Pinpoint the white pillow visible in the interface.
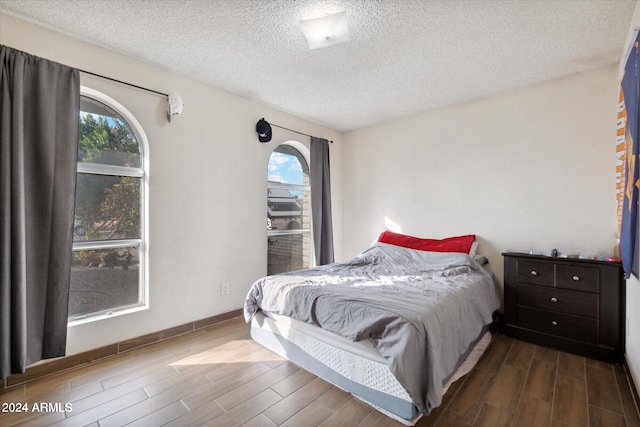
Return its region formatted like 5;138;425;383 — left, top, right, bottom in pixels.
469;241;479;257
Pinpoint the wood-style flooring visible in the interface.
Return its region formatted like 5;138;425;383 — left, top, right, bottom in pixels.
0;317;638;427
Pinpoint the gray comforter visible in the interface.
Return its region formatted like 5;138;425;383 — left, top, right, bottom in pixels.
244;243;501;414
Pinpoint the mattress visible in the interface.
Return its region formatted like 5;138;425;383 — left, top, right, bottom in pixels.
250;310;491;425
245;244;501;414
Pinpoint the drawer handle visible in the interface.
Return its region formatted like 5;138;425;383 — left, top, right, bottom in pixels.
572;275;580;281
530;270;538;276
550;297;558;303
551;321;558;327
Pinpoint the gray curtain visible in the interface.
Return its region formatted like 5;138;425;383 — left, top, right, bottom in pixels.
310;137;334;265
1;46;80;378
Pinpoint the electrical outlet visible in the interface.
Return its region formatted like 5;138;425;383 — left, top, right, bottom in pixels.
220;283;230;296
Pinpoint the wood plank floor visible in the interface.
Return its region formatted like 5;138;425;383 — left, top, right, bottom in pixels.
1;317;638;427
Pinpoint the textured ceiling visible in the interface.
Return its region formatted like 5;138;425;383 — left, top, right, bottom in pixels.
0;0;635;132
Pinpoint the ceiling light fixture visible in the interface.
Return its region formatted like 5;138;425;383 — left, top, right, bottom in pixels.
299;11;350;50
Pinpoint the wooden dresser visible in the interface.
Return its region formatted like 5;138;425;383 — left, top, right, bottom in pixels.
502;252;625;362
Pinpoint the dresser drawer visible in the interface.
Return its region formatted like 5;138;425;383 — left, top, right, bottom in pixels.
517;284;597;318
516;261;554;287
517;306;598;343
556;264;598;293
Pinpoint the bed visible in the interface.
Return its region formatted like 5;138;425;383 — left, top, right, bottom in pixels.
244;232;501;425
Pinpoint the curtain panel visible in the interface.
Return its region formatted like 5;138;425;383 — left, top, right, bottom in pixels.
310;137;334;265
0;46;80;378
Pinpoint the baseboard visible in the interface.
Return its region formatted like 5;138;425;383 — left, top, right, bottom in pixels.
2;308;243;390
625;355;640;416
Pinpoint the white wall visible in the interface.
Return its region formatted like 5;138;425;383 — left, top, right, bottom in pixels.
0;13;343;355
344;39;639;390
620;0;640;395
343;67;619;294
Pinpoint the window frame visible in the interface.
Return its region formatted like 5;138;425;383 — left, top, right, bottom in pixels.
68;86;149;326
267;141;314;273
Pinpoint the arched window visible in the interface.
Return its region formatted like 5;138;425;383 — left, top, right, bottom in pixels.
267;143;312;275
69;87;148;323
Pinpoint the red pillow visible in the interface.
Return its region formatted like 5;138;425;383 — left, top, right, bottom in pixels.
377;230;475;254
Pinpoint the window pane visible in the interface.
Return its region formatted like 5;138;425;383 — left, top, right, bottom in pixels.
267;192;308;231
268;145;309;185
79;97;141;168
74;174;141;241
69;247;140;318
267;144;313;274
268;233;310;275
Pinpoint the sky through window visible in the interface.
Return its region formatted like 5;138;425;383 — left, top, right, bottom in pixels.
268;151;303;185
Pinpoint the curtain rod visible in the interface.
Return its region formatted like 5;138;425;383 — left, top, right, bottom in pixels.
80;72;333;139
81;69;335;138
1;45;170;98
79;69;169;98
270;123;333;143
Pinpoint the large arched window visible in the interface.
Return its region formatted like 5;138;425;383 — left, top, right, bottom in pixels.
267;143;312;275
69;87;148;323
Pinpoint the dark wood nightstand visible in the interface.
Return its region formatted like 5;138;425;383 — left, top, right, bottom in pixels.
502;252;625;362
